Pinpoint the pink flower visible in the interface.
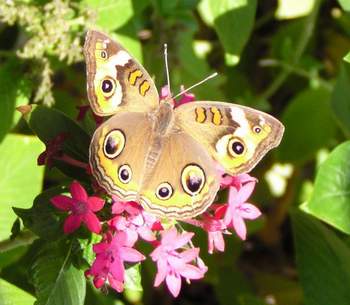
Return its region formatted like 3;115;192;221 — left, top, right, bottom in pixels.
175;85;195;107
50;181;105;234
86;231;145;292
220;172;257;189
111;197;142;216
224;181;261;240
150;228;206;297
202;205;228;254
76;105;103;126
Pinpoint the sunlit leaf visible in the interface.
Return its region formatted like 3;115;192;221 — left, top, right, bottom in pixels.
275;0;316;19
0;134;44;241
33;241;86;305
124;263;143;291
0;278;36;305
302;141;350;234
338;0;350;12
292;209;350;305
198;0;257;65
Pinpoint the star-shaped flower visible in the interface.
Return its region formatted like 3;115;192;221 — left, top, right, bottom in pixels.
50;181;105;234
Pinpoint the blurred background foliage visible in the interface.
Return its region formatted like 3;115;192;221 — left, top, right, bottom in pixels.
1;0;350;305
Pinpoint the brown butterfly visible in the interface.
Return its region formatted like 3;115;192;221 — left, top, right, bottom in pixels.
84;30;284;220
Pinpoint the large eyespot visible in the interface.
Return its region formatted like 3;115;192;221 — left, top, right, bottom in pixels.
103;129;125;159
228;137;245;157
181;164;205;196
253;125;262;134
156;182;173;200
118;164;132;184
100;77;116;97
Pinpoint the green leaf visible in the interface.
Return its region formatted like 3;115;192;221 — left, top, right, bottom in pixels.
278;88;337;163
21;105;91;180
344;52;350;63
83;0;134;31
301;141;350;234
0;134;44;241
338;0;350;12
14;186;68;240
291;209;350;305
124;263;143;292
33;241;86;305
275;0;316;19
331;63;350;137
0;278;36;305
0;58;32;143
198;0;257;65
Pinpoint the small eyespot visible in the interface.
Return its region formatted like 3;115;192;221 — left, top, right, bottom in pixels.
103;129;125;159
228;137;245;157
156;182;173;200
118;164;132;184
181;164;205;196
101;50;107;59
101;77;116;97
253;126;262;134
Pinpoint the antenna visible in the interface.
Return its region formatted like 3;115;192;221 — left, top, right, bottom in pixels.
172;72;218;100
164;43;171;96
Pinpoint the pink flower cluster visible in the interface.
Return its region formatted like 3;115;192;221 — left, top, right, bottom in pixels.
50;172;260;297
48;87;262;298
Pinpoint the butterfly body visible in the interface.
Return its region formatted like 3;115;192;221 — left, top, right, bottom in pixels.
84;30;284;220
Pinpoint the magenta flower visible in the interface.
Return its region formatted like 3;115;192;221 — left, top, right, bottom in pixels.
224;181;261;240
150;228;207;297
50;181;105;234
86;231;145;292
111;197;142;216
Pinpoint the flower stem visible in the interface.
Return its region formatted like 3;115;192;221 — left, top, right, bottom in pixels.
56;154;89;170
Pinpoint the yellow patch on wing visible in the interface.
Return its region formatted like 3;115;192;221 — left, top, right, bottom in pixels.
195;107;206;123
210;107;222;125
128;69;143;85
139;80;150;96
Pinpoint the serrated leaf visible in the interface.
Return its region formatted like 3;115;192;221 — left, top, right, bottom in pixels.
278;88;337;163
0;58;32;143
0;134;44;241
301;141;350;234
0;278;36;305
275;0;316;19
291;209;350;305
14;186;68;240
198;0;257;65
331;63;350;137
33;241;86;305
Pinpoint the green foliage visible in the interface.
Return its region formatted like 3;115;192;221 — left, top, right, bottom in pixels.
1;0;350;304
32;241;86;305
0;134;44;241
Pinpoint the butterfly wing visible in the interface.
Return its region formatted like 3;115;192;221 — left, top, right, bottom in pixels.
138;131;220;219
175;101;284;175
89;112;153;201
84;30;159;116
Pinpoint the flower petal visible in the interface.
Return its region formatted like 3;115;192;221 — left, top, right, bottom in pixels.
166;273;182;297
239;203;261;220
179;248;199;263
120;247;145;263
83;211;101;233
88;196;105;212
213;231;225;252
172;232;194;249
232;215;247;240
50;195;74;211
179;264;205;280
235;181;256;204
70;181;88;202
154;259;167;287
63;214;82;233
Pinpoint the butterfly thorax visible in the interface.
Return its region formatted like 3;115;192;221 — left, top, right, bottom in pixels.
153;99;175;136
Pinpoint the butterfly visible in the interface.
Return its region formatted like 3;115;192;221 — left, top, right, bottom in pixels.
84;30;284;220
